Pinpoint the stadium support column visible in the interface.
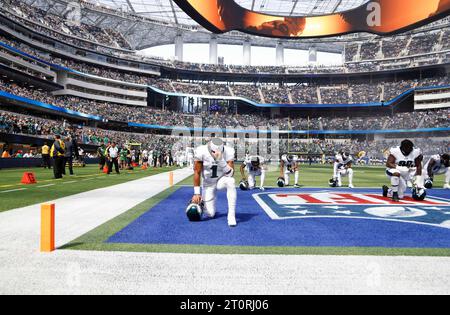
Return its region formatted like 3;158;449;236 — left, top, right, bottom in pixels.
210;35;218;65
309;47;317;64
243;39;252;66
175;33;184;62
276;42;284;66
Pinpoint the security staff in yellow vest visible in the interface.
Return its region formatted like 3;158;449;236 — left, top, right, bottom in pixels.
41;142;51;169
50;135;66;179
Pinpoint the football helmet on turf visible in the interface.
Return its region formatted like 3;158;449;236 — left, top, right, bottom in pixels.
186;202;204;222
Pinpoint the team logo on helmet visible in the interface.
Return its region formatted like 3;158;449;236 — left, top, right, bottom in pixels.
329;178;338;187
412;187;427;201
186;202;204;222
240;180;250;191
277;177;286;188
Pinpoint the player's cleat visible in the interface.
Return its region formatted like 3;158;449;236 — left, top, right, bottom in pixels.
294;184;301;188
382;185;389;198
444;184;450;189
228;217;237;227
259;187;265;191
348;184;354;189
392;192;400;202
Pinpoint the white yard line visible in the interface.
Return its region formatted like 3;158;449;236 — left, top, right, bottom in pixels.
0;167;449;295
37;184;56;188
0;251;449;295
0;188;27;194
0;168;193;250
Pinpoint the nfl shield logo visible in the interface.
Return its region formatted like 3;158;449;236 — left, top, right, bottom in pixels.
254;191;450;229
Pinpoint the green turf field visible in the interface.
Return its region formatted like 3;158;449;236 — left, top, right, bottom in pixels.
178;164;446;188
62;165;450;256
0;165;179;212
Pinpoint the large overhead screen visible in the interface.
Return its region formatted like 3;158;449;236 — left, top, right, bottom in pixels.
174;0;450;38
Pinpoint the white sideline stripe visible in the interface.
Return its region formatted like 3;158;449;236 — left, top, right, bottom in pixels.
0;188;27;194
37;184;56;188
62;181;77;185
0;168;193;250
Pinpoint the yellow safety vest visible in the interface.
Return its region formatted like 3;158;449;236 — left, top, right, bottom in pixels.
50;140;65;158
42;145;50;155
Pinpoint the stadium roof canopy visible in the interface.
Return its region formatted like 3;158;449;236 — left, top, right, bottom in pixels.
95;0;369;26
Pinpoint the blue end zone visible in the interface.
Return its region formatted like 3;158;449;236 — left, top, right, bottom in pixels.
107;188;450;248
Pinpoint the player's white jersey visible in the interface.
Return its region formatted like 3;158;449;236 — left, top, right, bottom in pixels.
389;147;422;169
195;145;235;185
335;154;353;169
244;156;265;173
281;154;299;173
425;155;447;174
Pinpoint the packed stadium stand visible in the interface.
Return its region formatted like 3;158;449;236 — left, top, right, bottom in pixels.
0;0;449;163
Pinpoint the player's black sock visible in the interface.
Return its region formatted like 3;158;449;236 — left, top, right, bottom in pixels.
382;185;389;197
392;192;400;202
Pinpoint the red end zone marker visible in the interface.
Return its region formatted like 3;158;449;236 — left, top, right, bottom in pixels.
21;172;37;185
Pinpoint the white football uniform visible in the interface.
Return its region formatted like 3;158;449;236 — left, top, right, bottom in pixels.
195;145;237;223
386;146;422;199
281;154;299;186
243;156;266;189
186;148;194;168
333;154;354;187
424;154;450;187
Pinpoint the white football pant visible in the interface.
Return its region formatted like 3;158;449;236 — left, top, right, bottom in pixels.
284;170;299;186
386;168;415;199
248;170;265;189
202;176;237;222
337;168;354;187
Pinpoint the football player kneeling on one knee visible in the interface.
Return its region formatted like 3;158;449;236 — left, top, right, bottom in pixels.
190;138;237;227
331;150;354;188
424;153;450;189
383;140;426;202
240;156;266;191
280;154;300;188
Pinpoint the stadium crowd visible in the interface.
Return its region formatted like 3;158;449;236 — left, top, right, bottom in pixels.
1;31;450;106
1;0;449;77
2;106;448;162
1;77;449;131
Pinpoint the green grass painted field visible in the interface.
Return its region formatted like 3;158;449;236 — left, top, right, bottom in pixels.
0;164;179;212
177;164;447;189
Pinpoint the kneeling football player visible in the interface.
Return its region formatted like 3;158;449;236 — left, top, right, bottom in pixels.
424;153;450;189
331;150;354;188
280;154;300;188
383;140;425;202
191;138;237;227
240;155;266;191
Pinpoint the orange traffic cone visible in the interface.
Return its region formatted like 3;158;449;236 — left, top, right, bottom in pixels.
103;166;109;174
21;172;37;184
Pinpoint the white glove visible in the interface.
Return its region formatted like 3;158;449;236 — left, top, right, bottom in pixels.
415;175;425;189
